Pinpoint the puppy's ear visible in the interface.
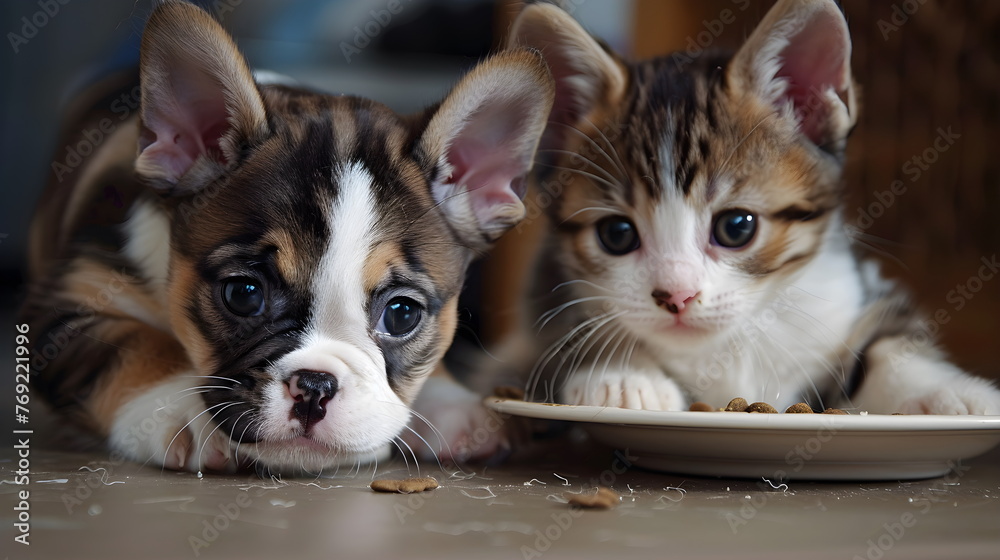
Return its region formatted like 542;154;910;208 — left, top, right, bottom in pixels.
136;1;268;194
728;0;856;151
417;49;554;248
507;3;627;157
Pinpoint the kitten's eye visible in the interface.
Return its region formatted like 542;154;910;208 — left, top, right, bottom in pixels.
712;209;757;248
376;297;423;337
222;277;265;317
596;217;640;255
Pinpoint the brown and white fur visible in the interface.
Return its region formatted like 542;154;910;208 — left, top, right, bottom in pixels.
495;0;1000;415
21;1;553;473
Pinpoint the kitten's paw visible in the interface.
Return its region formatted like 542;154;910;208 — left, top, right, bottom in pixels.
109;377;237;473
897;383;1000;415
404;377;513;464
563;370;685;411
857;337;1000;415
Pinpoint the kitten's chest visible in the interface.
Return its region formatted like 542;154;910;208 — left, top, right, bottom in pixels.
649;290;864;408
648;325;825;408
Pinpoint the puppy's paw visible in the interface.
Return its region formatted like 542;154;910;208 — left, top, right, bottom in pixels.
563;369;685;411
109;377;237;473
404;377;512;464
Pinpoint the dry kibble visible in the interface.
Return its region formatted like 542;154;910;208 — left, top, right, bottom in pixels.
725;397;749;412
746;402;778;413
708;396;864;414
566;486;620;509
689;401;714;412
785;403;814;414
370;477;439;494
493;385;526;400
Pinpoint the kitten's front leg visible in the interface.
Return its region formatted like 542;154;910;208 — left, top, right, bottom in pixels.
562;368;687;411
852;335;1000;415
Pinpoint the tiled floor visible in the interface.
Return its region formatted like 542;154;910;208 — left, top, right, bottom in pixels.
2;434;998;560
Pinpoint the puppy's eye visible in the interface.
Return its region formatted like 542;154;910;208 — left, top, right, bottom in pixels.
222;277;265;317
712;209;757;248
376;297;422;337
596;217;640;255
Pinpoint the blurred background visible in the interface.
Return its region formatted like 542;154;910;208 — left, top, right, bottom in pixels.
0;0;997;425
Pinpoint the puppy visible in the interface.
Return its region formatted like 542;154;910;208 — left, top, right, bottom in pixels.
21;1;553;473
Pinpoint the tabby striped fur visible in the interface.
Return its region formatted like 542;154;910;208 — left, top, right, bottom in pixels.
497;0;1000;415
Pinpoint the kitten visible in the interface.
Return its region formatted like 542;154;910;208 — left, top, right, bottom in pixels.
496;0;1000;415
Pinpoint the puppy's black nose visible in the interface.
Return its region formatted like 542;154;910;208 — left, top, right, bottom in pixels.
288;370;338;431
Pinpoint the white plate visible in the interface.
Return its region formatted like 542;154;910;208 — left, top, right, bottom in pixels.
484;397;1000;481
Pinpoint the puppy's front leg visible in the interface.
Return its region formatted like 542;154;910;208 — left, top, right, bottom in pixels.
404;366;514;464
84;325;236;472
108;375;238;473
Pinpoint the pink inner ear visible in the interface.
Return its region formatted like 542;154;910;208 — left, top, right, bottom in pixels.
448;136;524;221
139;68;233;183
774;12;850;143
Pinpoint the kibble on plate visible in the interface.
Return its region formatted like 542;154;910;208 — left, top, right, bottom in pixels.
690;397;861;415
370;477;439;494
725;397;749;412
785;403;814;413
746;402;778;413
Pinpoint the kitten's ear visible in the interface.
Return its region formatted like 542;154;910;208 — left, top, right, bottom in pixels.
417;49;554;248
507;3;627;154
136;1;269;195
729;0;856;149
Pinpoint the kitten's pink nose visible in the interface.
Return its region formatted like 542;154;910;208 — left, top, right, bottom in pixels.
652;289;699;315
